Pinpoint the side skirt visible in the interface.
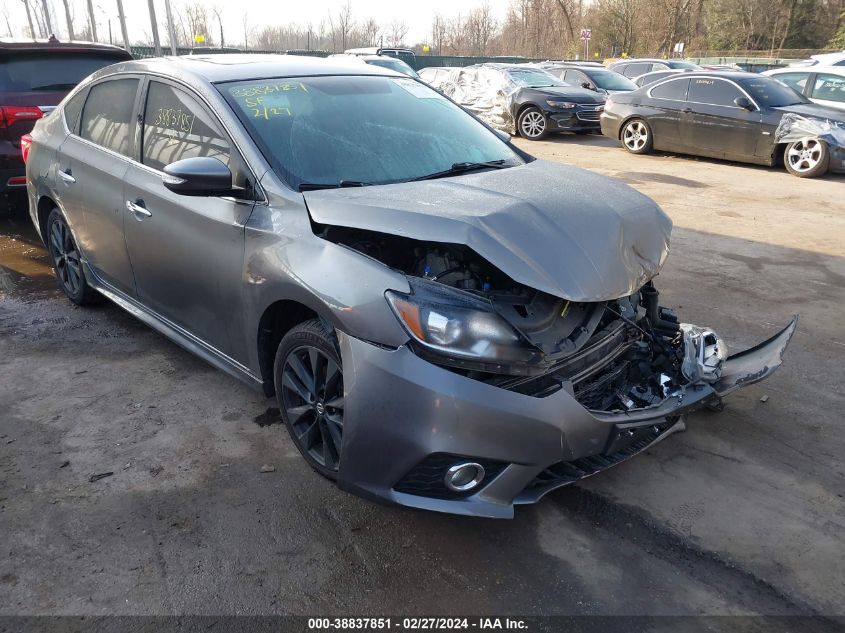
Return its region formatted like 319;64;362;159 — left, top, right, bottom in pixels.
88;263;264;393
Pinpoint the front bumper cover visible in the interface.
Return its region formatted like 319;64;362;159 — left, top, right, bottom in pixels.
335;317;798;518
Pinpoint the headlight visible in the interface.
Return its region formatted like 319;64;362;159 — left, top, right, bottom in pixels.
546;100;577;109
385;279;543;374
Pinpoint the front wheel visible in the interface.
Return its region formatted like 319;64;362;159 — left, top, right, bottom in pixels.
518;107;549;140
620;118;653;154
46;208;98;305
274;319;344;480
784;138;829;178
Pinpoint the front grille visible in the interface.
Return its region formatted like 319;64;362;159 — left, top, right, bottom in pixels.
393;453;508;500
494;320;638;402
576;110;602;121
522;421;671;493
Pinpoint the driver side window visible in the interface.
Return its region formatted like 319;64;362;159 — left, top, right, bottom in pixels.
141;80;253;195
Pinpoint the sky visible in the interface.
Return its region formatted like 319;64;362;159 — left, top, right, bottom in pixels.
2;0;513;47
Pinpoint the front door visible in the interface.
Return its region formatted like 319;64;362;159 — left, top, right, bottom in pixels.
684;77;761;160
122;79;257;361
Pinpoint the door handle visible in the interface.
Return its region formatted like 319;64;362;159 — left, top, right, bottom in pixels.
58;169;75;184
682;107;693;113
125;199;152;218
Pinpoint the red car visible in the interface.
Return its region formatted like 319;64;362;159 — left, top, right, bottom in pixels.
1;38;132;210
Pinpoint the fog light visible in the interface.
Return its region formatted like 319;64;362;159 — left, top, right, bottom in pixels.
444;462;486;492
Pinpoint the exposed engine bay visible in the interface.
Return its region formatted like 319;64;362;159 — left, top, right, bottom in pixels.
320;224;729;414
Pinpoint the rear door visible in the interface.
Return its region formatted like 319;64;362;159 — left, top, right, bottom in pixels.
645;77;690;148
122;78;257;360
56;76;141;294
684;77;761;159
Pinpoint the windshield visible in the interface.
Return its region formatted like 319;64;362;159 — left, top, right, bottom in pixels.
742;77;810;107
590;70;637;90
222;75;521;189
366;58;419;78
0;52;127;91
505;69;565;88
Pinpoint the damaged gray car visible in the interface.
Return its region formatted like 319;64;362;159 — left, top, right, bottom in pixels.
25;55;797;518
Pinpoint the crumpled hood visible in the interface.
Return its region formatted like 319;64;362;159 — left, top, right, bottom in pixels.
303;160;672;302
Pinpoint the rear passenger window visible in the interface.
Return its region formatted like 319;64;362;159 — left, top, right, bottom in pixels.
79;78;139;156
142;81;230;172
623;63;649;77
651;78;689;101
688;78;743;106
63;88;88;134
811;74;845;104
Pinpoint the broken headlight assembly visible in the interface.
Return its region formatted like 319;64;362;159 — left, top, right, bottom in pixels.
386;278;544;375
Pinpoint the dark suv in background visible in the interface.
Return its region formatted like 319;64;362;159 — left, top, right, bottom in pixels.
0;39;132;210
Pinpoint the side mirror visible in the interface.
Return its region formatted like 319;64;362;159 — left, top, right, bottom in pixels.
734;96;755;111
162;156;235;196
581;81;594;90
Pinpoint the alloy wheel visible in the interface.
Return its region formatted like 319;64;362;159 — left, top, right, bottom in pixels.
786;138;823;173
520;110;546;138
48;216;82;297
623;120;649;151
280;344;344;471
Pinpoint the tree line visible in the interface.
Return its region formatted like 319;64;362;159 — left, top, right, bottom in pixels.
6;0;844;58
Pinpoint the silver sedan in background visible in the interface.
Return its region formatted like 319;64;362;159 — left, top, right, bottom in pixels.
25;55;796;517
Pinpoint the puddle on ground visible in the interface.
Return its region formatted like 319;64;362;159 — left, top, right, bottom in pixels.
0;214;61;300
614;172;709;188
253;407;282;427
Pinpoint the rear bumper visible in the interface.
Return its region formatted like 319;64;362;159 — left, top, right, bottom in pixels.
0;142;26;196
334;317;797;518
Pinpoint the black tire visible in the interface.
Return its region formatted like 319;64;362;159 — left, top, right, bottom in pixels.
784;138;829;178
46;208;98;305
620;118;654;154
274;319;344;480
517;106;549;140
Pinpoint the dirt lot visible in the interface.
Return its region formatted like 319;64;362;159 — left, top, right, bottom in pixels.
1;134;844;622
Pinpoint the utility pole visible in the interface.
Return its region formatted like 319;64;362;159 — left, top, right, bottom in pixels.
147;0;161;56
87;0;97;41
163;0;177;55
62;0;74;39
40;0;53;35
22;0;36;38
116;0;129;50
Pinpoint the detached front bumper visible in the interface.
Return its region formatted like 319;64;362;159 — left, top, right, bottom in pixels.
335;317;798;518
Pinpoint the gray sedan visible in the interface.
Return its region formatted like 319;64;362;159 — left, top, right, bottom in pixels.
26;55;796;518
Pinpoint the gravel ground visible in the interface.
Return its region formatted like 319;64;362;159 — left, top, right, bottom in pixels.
1;134;844;623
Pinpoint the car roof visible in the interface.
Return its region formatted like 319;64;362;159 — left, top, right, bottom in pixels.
87;54;403;85
0;38;131;56
766;65;845;77
610;58;669;65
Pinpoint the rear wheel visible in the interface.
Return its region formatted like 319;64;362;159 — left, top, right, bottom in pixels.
274;319;344;480
621;118;653;154
784;138;829;178
518;107;549;140
46;208;98;305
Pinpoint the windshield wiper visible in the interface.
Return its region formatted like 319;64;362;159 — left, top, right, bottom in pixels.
410;160;508;182
298;180;372;192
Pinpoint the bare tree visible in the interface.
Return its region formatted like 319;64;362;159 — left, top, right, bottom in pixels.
385;19;408;47
336;0;354;50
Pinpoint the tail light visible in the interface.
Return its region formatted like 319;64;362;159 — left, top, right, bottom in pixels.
0;105;44;128
20;133;32;163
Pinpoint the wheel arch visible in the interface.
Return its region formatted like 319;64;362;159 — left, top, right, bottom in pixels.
256;299;323;397
36;194;59;245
